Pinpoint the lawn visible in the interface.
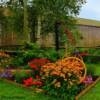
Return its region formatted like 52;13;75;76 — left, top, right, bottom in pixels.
0;79;60;100
86;63;100;76
79;80;100;100
0;63;100;100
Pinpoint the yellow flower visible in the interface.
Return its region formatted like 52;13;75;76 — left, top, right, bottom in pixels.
54;82;61;88
60;73;65;78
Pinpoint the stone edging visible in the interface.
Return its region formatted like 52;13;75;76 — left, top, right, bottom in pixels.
75;77;100;100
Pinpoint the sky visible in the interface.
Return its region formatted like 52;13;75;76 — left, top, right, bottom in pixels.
79;0;100;21
0;0;100;21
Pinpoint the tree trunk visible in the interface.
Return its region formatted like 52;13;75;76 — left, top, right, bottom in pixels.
23;0;30;42
55;21;60;51
36;15;42;46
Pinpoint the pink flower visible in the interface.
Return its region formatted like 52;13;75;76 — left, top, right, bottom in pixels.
83;75;93;85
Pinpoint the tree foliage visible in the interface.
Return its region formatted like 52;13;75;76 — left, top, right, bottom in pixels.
0;0;86;44
32;0;86;32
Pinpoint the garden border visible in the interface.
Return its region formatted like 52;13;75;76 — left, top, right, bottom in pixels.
0;77;100;99
75;77;100;100
0;69;32;74
0;78;44;93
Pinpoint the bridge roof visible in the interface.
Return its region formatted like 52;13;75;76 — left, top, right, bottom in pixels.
77;18;100;27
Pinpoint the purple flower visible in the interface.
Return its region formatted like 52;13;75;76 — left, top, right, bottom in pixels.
0;70;13;78
83;75;93;85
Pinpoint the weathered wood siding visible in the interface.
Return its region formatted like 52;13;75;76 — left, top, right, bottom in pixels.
0;32;17;46
77;24;100;47
0;24;100;47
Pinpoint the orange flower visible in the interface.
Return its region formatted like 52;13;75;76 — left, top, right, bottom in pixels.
41;57;86;85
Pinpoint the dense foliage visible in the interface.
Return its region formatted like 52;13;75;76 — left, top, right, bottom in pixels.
0;0;86;42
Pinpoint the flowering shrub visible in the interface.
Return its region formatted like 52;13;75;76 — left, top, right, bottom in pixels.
0;51;10;57
28;58;50;67
41;57;86;84
28;58;50;73
28;58;50;76
41;57;86;99
22;58;50;87
14;70;32;83
0;57;12;68
0;69;13;79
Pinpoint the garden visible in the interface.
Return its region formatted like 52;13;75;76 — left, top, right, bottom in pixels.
0;43;100;100
0;0;100;100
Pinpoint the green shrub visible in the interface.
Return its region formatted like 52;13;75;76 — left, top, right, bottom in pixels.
83;56;100;64
43;80;84;100
14;71;32;83
86;63;96;76
0;57;13;68
9;43;64;67
10;46;59;67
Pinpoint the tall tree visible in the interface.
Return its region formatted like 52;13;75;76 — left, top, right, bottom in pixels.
23;0;30;42
32;0;86;31
32;0;86;55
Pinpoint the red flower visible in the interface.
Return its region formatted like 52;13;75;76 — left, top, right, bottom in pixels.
23;77;43;86
79;52;89;56
32;81;43;86
36;75;41;79
23;77;33;86
29;63;38;70
28;58;50;67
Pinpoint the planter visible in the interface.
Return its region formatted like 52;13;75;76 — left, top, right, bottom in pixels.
75;77;100;100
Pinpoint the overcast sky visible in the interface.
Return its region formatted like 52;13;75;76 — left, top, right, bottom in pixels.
79;0;100;21
0;0;100;21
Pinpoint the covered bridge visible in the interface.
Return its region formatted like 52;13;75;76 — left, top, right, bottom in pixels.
77;18;100;47
0;18;100;48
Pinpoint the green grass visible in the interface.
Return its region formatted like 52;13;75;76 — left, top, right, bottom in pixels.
79;80;100;100
0;79;60;100
86;63;100;76
78;63;100;100
0;63;100;100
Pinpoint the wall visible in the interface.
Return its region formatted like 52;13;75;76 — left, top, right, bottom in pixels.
77;24;100;47
0;24;100;47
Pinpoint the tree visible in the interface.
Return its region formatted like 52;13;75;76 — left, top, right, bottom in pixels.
32;0;86;55
23;0;30;42
0;0;28;44
0;0;86;50
32;0;86;30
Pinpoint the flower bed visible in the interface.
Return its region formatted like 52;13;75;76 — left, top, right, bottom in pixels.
1;56;99;100
0;57;88;100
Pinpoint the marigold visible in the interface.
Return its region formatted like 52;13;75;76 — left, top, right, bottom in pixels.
41;57;86;86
